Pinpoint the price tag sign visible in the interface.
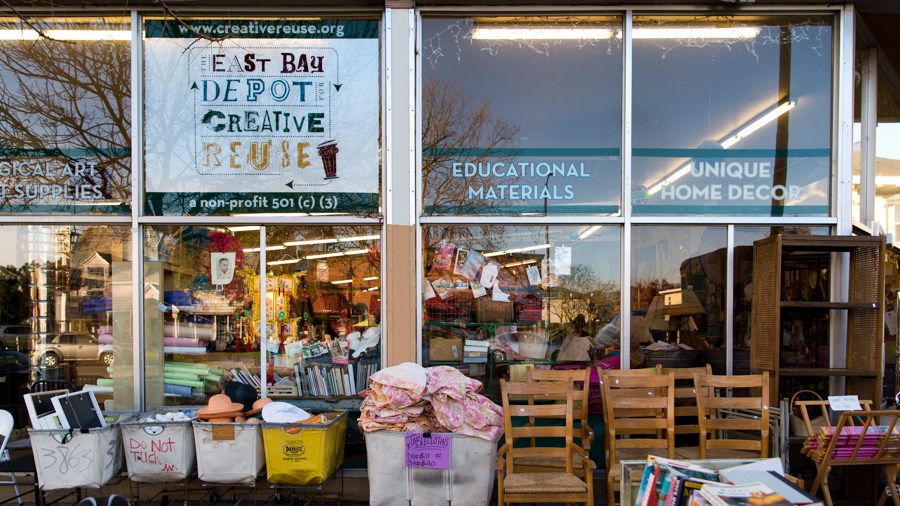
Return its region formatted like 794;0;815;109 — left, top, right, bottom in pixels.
828;395;862;411
405;433;451;470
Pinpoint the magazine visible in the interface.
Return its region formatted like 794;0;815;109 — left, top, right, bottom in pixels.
699;482;792;506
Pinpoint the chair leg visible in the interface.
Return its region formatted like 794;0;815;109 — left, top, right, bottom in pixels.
606;474;615;506
9;472;21;505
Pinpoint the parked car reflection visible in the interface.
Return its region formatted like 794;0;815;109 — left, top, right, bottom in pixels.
34;332;113;367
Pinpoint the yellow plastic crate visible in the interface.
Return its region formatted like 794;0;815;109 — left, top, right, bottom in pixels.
261;410;347;485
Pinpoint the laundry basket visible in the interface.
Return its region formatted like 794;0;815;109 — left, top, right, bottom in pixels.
28;411;136;490
121;406;198;483
261;410;347;485
193;420;265;484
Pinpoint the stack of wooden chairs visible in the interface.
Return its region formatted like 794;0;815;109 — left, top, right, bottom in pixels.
495;363;771;506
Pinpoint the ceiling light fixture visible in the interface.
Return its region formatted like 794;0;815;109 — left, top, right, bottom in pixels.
471;27;614;40
719;101;796;149
0;29;132;40
633;27;760;39
578;225;603;240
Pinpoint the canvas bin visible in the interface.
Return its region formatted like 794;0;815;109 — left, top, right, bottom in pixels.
28;411;137;491
365;430;497;506
192;420;265;484
261;410;347;485
121;406;198;483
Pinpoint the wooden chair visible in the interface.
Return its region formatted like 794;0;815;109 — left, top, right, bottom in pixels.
692;371;770;459
514;368;593;479
496;379;595;506
655;364;717;459
602;370;675;506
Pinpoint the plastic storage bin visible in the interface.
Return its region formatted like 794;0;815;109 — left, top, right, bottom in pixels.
193;420;265;484
121;406;198;483
261;410;347;485
365;430;497;506
28;411;136;491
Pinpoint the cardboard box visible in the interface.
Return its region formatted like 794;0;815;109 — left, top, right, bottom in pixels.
429;338;463;362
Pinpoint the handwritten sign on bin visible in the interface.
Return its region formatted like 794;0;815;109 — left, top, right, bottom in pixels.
405;433;451;469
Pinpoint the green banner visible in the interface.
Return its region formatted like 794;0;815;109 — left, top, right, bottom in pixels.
145;192;378;216
145;19;379;39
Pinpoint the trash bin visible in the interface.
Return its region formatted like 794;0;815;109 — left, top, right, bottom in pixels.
193;420;264;484
261;410;347;485
28;411;136;491
121;406;198;483
365;430;497;506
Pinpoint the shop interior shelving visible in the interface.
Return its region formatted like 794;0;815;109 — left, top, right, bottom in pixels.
750;235;885;403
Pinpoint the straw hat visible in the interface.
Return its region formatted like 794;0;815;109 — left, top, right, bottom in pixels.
198;393;245;417
224;382;259;412
245;397;274;417
244;418;261;424
234;416;246;423
198;410;244;421
207;417;235;423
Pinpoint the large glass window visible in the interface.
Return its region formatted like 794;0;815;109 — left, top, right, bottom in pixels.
421;17;623;216
0;18;131;214
632;16;834;217
142;18;381;216
0;225;133;428
422;225;620;399
143;225;380;408
872;67;900;239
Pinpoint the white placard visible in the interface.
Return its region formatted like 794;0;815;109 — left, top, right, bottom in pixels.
828;395;862;412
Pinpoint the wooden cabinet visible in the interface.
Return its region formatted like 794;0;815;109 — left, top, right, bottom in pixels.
750;235;885;402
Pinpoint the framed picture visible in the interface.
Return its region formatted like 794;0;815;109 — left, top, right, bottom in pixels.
211;252;236;285
50;390;106;431
24;390;67;430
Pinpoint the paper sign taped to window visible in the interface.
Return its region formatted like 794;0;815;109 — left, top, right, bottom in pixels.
405;433;450;469
828;395;862;411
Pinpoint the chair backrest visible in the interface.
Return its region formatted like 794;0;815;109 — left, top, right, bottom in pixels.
693;371;770;458
602;371;675;466
656;364;714;435
527;368;591;447
501;379;575;475
0;410;14;460
31;379;76;393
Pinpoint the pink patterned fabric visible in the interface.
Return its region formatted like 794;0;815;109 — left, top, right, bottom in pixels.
358;363;504;442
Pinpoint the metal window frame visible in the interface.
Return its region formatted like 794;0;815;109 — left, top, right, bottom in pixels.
414;5;848;379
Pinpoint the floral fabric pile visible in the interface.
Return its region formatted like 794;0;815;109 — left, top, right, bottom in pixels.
358;362;504;442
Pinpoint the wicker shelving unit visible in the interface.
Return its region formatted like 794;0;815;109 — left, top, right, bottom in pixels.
750;235;885;402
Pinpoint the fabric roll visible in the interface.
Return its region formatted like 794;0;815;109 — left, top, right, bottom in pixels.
164;384;193;397
164;346;207;355
98;334;113;344
165;322;216;340
164;337;206;347
97;378;115;386
98;325;113;335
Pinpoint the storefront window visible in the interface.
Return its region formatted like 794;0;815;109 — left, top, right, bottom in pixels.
0;225;133;427
0;18;131;214
632;16;833;217
630;226;726;367
872;66;900;239
142;18;381;216
143;225;380;408
422;225;620;399
421;16;623;216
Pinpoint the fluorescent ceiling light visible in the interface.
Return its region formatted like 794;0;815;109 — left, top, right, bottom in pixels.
505;259;537;268
332;279;353;285
309;212;344;216
338;234;380;242
484;244;551;257
0;29;131;40
305;252;344;260
284;238;338;247
852;176;900;186
242;245;285;253
578;225;602;240
633;27;760;40
233;213;308;217
720;101;796;149
471;27;614;40
364;276;379;281
648;163;693;196
229;226;260;232
268;258;300;265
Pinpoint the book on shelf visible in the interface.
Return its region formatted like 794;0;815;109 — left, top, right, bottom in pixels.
699;482;792;506
295;361;379;397
719;471;822;506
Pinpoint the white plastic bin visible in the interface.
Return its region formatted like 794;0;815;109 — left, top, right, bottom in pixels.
121;406;198;483
365;431;496;506
28;411;136;491
193;420;264;484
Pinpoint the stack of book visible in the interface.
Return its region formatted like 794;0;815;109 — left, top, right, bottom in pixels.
463;339;489;363
295;361;379;397
634;456;822;506
802;425;900;462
